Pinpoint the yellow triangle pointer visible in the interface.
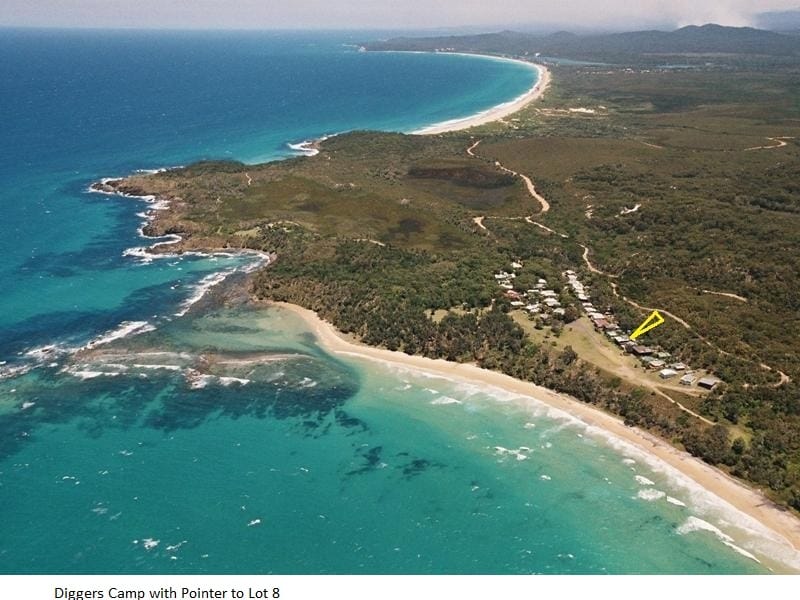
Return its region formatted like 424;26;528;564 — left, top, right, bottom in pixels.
629;310;665;341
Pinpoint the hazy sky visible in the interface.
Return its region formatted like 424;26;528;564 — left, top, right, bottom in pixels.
2;1;799;30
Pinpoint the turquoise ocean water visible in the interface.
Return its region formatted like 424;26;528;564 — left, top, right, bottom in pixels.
0;29;794;574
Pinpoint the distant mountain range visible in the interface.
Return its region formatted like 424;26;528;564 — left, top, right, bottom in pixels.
364;24;800;63
755;9;800;32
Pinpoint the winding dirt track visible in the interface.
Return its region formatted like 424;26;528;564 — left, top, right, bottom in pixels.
638;140;664;150
466;143;791;394
466;139;482;157
608;275;790;389
494;161;550;213
744;136;794;151
525;216;568;238
580;244;617;278
699;289;748;303
466;139;550;213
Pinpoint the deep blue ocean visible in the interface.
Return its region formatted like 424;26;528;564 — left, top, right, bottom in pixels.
0;29;538;359
0;29;795;574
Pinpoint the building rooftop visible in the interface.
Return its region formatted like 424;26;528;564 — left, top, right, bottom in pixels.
697;376;721;389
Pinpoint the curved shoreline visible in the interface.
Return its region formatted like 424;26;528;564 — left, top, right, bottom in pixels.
289;52;549;145
274;301;800;572
410;55;549;135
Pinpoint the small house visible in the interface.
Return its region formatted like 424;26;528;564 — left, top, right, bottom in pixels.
670;363;687;371
631;345;653;356
649;359;666;369
679;374;696;386
697;377;721;390
659;368;678;379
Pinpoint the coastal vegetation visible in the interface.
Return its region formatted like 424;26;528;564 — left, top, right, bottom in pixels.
111;36;800;512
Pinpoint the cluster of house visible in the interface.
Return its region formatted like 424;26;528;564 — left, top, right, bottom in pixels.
493;265;723;391
564;270;721;390
494;263;566;320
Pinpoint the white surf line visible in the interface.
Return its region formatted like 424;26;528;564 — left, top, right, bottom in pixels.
410;61;549;135
277;302;800;569
744;136;794;151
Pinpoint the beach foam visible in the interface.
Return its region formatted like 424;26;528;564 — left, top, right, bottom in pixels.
219;376;250;386
84;321;156;350
667;496;687;507
288;140;320;157
431;396;462;405
175;269;238;317
637;489;667;502
678;516;761;563
327;340;800;570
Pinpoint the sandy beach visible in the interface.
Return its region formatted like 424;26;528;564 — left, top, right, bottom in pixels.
275;301;800;571
412;57;550;135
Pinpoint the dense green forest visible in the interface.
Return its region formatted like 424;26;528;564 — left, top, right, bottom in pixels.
110;43;800;511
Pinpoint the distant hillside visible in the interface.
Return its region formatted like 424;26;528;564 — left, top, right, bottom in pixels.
364;24;800;63
755;9;800;32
